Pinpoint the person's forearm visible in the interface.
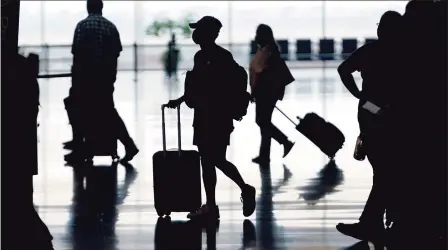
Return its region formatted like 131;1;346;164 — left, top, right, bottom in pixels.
339;73;361;99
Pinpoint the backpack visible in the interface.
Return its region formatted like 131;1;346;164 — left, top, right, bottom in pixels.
230;65;251;121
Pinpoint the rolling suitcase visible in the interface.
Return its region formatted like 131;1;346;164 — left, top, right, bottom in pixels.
275;107;345;158
153;105;202;217
83;105;119;161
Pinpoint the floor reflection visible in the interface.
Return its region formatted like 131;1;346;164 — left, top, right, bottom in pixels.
257;164;292;250
154;217;254;250
298;160;344;206
67;162;137;250
35;70;373;249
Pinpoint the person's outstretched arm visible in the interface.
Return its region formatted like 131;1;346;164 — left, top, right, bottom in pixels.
337;46;366;100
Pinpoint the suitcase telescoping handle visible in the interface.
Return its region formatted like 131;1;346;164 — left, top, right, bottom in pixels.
275;106;301;126
161;104;182;157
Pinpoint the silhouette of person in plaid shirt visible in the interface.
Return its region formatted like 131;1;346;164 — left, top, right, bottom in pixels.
66;0;139;163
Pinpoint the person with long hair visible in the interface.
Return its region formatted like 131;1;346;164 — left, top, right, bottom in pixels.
250;24;295;165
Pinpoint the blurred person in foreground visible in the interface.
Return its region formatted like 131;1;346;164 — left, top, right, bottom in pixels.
385;1;446;248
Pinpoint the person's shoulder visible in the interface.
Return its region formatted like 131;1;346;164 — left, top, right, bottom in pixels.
75;17;88;29
361;41;379;52
102;16;117;28
193;50;205;64
216;45;233;59
194;50;204;59
351;41;377;58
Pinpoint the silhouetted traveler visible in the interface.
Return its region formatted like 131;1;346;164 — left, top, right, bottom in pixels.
69;0;139;162
250;24;295;164
335;11;402;244
166;16;256;220
164;33;179;80
6;53;54;250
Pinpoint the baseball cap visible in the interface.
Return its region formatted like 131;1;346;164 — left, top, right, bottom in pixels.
189;16;222;31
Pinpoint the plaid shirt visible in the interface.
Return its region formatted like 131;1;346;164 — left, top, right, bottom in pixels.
71;14;122;94
72;13;122;63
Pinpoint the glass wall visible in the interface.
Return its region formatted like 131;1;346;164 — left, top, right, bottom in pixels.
19;1;407;46
18;1;408;73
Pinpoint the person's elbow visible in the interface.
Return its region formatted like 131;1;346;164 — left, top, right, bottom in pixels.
337;64;345;74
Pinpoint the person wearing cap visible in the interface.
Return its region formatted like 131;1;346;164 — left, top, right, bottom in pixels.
167;16;256;220
335;11;403;244
69;0;139;163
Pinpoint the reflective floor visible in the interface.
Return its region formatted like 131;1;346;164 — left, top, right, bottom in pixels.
35;68;378;250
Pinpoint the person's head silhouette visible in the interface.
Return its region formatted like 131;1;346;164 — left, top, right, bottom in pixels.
254;24;277;49
87;0;103;15
377;11;402;41
189;16;222;48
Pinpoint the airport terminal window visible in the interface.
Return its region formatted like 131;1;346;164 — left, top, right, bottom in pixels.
322;1;407;40
229;2;324;43
18;2;43;45
140;1;230;45
41;2;85;44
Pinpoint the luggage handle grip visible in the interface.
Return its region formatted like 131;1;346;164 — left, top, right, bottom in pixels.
161;104;182;157
275;106;301;126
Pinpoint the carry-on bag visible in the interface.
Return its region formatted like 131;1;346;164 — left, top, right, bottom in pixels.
153;104;202;217
275;107;345;158
83;106;119;161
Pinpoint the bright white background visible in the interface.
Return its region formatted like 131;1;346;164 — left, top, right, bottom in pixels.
19;1;407;45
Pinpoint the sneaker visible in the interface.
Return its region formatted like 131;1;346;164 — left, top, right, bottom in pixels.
187;204;220;220
283;141;294;158
121;146;139;163
241;185;256;217
336;222;385;244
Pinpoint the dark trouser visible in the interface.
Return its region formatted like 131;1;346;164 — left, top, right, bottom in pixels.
255;96;289;158
359;131;390;226
198;140;245;206
70;90;135;151
64;95;83;143
112;108;135;149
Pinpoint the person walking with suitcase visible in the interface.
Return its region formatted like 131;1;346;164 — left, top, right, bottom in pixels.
335;11;403;244
249;24;295;165
69;0;139;163
166;16;256;220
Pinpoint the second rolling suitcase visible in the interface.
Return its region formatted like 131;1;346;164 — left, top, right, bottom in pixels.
83;106;119;161
152;104;202;217
276;107;345;158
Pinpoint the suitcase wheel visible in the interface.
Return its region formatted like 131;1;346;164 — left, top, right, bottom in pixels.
165;211;171;216
156;210;164;217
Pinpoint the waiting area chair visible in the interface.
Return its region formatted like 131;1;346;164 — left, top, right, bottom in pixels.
341;39;358;59
296;39;312;61
319;39;335;61
365;38;377;44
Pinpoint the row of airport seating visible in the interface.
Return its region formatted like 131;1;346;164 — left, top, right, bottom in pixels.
249;38;377;61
